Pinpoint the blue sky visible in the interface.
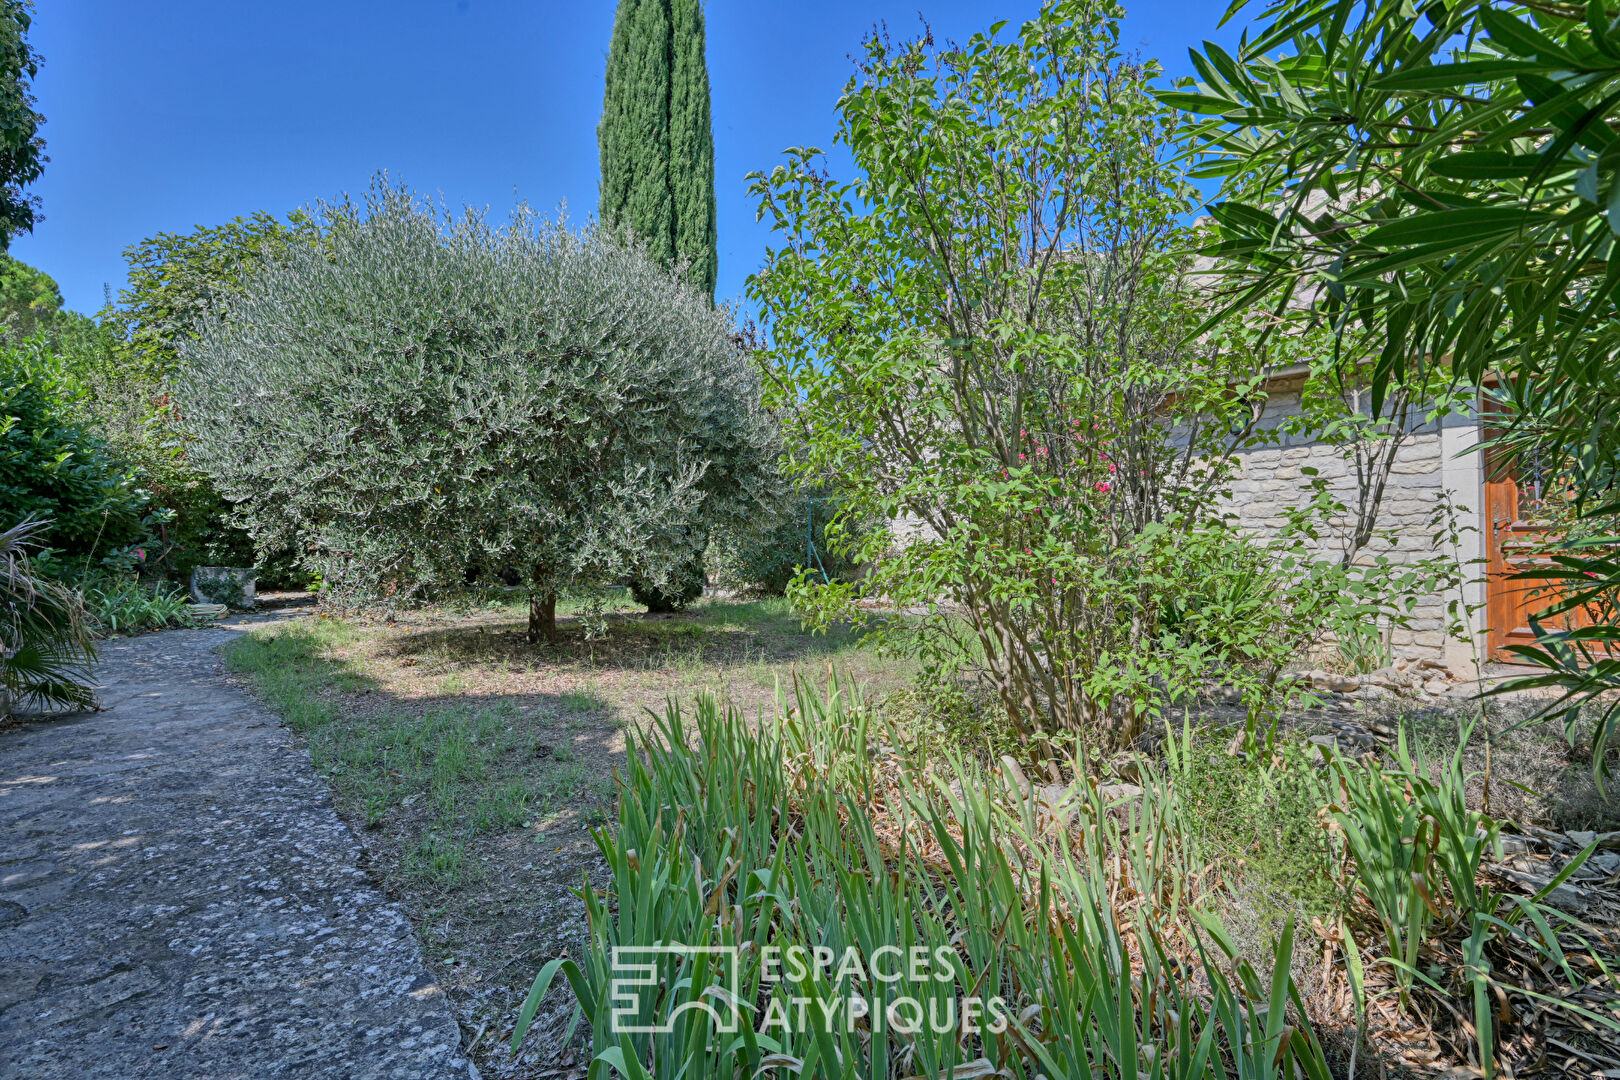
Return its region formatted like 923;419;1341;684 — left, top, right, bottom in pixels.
14;1;1244;317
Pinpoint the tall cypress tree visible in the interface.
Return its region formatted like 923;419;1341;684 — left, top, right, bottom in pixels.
668;0;716;299
598;0;717;300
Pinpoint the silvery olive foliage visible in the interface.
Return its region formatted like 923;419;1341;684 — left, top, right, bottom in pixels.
177;180;778;637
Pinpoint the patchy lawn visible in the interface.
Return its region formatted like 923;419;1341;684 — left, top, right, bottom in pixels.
220;594;911;1077
222;592;1620;1079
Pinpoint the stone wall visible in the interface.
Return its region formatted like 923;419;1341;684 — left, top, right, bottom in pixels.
1224;381;1487;669
879;382;1492;671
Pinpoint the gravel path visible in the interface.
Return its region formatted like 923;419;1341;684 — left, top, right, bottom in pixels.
0;614;477;1079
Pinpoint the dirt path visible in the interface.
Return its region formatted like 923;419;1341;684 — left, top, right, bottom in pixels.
0;613;477;1080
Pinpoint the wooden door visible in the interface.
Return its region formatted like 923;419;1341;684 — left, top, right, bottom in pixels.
1483;427;1592;660
1485;465;1553;659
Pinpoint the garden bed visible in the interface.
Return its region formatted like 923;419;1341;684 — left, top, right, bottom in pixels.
220;595;911;1078
223;596;1620;1079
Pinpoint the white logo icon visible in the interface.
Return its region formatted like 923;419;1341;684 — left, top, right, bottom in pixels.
609;945;742;1035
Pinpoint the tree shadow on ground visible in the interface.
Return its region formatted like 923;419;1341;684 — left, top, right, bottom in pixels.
379;608;878;673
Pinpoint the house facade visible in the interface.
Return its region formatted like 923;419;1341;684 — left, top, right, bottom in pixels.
1228;369;1538;675
884;374;1547;677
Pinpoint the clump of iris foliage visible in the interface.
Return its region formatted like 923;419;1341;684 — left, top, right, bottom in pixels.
512;676;1338;1079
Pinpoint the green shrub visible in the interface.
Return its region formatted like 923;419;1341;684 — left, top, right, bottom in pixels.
1156;539;1284;656
0;336;148;568
80;574;191;636
1;519;97;713
1172;732;1345;922
51;254;278;580
177;179;778;641
881;676;1022;762
708;489;870;596
746;2;1344;753
628;550;705;612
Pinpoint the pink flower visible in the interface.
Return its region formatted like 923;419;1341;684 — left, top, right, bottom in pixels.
1019;453;1027;460
1094;481;1112;493
134;548;146;560
1108;462;1116;473
1024;547;1032;555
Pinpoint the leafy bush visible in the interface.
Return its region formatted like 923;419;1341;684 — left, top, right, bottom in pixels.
708;488;869;597
81;575;191;636
50;214;326;580
628;551;705;612
1331;618;1393;676
1156;539;1283;650
1169;732;1344;922
881;676;1024;763
177;180;778;641
0;519;96;714
746;3;1359;754
0;336;148;567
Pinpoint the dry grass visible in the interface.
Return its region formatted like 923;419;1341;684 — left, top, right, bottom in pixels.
221;594;911;1078
223;594;1620;1078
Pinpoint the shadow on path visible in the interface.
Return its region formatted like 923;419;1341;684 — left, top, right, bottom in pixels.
0;608;477;1080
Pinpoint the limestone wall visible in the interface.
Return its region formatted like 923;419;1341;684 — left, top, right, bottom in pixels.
878;383;1491;671
1224;383;1487;668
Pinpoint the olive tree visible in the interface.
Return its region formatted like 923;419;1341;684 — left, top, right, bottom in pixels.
178;181;777;641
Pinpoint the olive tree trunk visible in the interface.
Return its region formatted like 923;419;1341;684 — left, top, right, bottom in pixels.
527;591;558;644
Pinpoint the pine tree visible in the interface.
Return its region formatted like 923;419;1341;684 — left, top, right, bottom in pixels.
598;0;716;300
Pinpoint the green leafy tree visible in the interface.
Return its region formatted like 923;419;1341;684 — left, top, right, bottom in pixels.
0;337;147;565
599;0;717;299
106;210;321;380
176;181;777;642
86;211;321;579
1170;0;1620;772
0;1;44;250
0;258;125;374
0;254;58;333
746;2;1362;754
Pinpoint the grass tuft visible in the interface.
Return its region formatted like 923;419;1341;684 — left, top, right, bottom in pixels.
223;620;595;893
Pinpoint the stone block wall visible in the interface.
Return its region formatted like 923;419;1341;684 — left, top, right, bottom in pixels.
1223;383;1487;668
879;383;1491;671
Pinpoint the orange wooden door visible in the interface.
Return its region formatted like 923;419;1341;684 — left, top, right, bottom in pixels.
1485;468;1550;659
1483;438;1592;660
